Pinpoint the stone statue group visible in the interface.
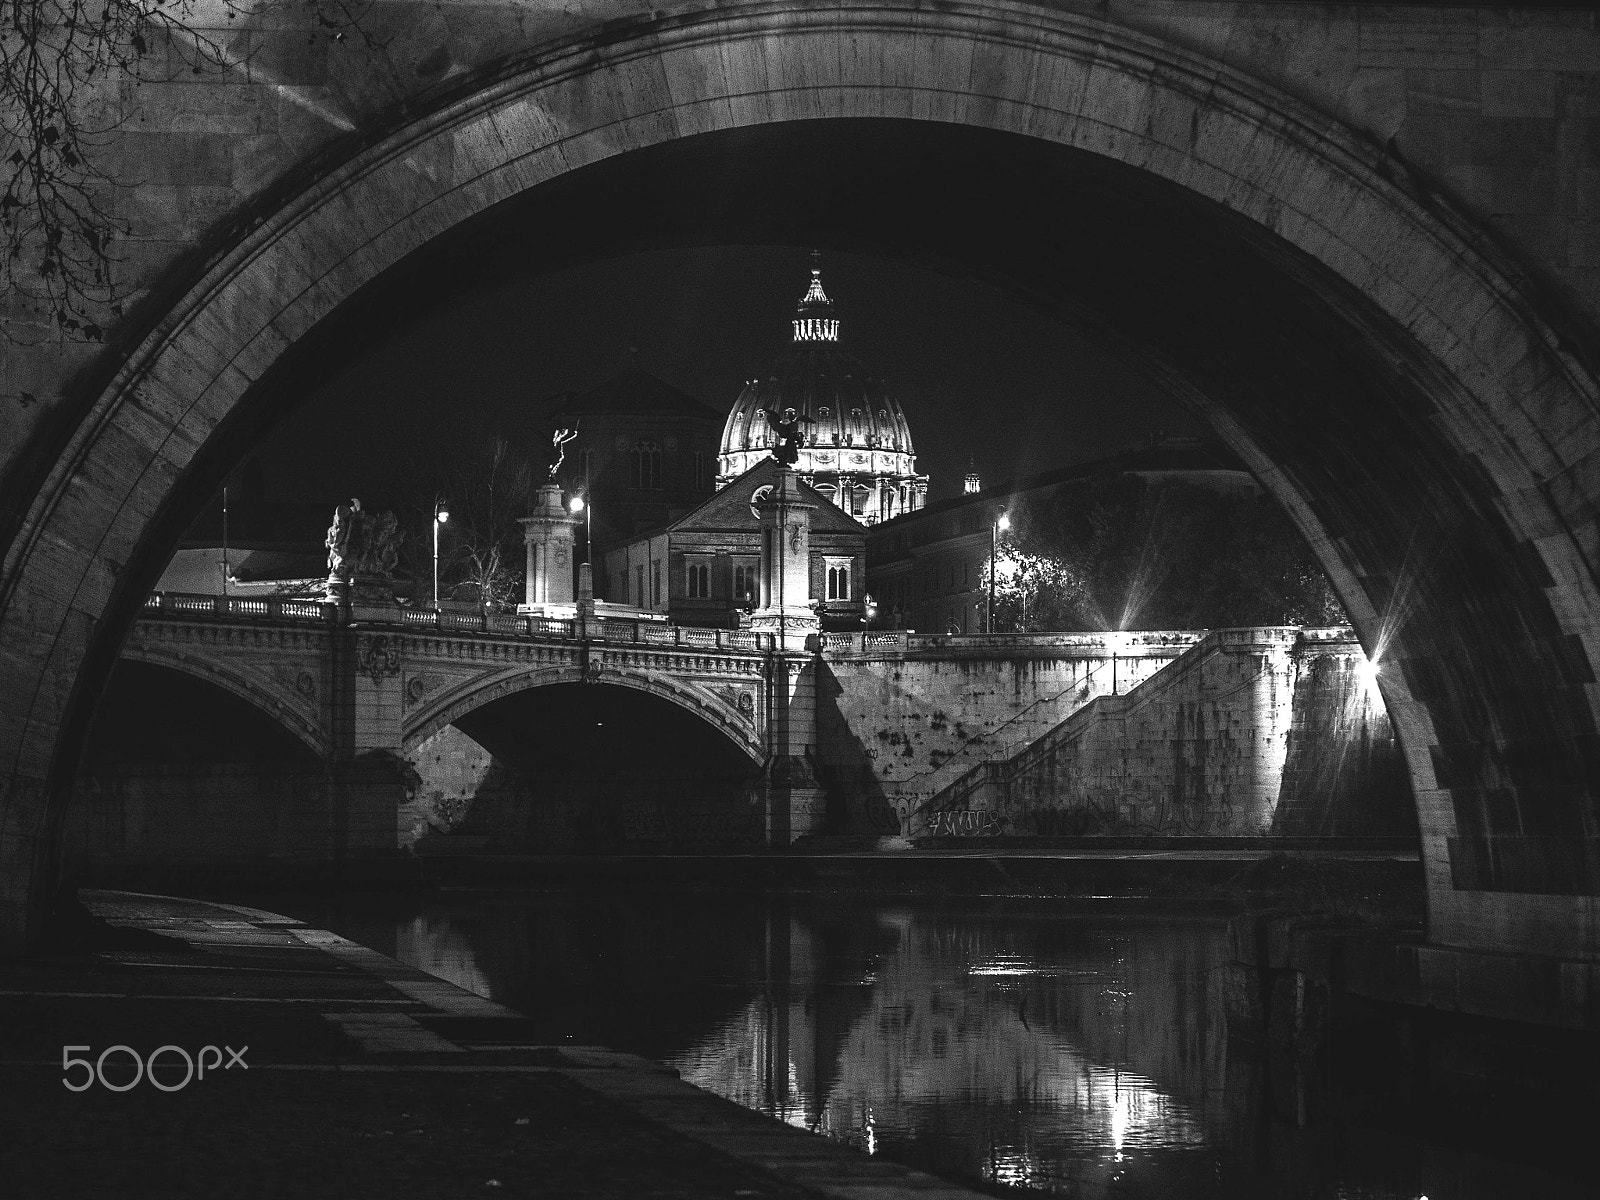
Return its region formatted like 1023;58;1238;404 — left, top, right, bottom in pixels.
325;498;402;584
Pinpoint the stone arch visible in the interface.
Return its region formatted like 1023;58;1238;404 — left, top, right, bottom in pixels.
113;648;330;761
402;666;766;766
0;1;1597;951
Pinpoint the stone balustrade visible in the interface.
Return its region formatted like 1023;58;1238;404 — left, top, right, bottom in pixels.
144;593;773;652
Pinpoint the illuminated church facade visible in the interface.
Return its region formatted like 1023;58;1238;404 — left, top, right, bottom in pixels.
716;260;928;525
583;259;929;628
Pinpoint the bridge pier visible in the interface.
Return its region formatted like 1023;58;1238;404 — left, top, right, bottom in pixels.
758;652;827;844
749;467;828;844
325;606;414;858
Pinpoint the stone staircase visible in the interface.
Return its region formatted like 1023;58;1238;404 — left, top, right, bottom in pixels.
912;628;1380;839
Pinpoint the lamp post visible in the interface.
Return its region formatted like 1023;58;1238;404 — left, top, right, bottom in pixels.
569;493;591;604
432;499;450;611
988;506;1010;633
568;493;590;558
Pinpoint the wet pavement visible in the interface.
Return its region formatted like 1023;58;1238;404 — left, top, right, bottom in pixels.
0;891;992;1199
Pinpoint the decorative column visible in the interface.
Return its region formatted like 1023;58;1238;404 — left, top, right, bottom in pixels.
750;466;827;843
750;467;819;652
519;483;579;613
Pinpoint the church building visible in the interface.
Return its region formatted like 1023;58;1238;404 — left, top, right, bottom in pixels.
548;367;724;549
598;456;867;630
593;258;927;627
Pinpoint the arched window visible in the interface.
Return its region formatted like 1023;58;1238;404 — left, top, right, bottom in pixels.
632;441;661;489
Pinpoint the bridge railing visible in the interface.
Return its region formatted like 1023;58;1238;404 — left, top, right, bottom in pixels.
819;629;1208;656
142;592;773;651
594;618;773;651
401;609;580;638
143;592;333;623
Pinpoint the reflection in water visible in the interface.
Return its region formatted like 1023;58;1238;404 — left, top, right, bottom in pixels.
668;907;1222;1198
325;890;1592;1200
395;913;494;1000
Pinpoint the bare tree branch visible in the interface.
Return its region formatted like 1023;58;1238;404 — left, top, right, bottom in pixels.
0;0;382;343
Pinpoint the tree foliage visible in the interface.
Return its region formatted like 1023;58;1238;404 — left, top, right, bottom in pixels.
1;0;376;341
987;475;1345;632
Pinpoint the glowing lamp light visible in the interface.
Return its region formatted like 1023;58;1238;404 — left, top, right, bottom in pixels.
1358;654;1382;695
435;509;449;524
569;495;585;513
996;512;1011;532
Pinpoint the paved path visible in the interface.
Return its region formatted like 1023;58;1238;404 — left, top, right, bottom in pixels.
0;891;991;1199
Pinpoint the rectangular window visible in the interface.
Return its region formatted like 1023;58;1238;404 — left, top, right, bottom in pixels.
733;560;758;604
652;563;662;607
687;560;711;598
825;558;852;602
632;442;662;490
636;565;645;606
691;450;707;491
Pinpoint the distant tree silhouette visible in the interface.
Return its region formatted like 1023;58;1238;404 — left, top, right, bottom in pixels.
987;476;1344;632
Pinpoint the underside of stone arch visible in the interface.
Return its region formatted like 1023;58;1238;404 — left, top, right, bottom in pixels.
402;666;767;766
114;647;331;762
1;0;1598;955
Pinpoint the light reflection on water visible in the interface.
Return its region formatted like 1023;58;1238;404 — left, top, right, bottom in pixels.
309;890;1593;1200
663;906;1220;1197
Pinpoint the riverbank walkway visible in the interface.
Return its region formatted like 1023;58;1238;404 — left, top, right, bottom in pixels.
0;891;990;1199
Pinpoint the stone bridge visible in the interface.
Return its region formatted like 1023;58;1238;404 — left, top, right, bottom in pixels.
125;591;783;772
1;0;1598;981
115;603;1399;853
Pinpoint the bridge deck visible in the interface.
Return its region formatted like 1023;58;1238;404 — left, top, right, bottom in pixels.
141;592;775;654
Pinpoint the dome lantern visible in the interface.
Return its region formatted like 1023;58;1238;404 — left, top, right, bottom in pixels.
792;251;840;344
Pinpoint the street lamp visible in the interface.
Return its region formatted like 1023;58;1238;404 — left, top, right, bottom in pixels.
432;499;450;612
988;506;1010;633
569;493;591;560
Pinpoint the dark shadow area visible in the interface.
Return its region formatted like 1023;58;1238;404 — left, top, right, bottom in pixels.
85;660;319;766
68;662;345;874
431;683;763;851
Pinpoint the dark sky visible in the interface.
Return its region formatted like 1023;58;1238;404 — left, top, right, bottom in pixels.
256;245;1200;506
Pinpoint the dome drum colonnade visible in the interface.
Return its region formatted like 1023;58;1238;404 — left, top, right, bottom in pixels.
0;2;1594;971
717;261;928;525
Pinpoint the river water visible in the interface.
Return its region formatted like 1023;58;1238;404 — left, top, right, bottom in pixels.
288;887;1594;1200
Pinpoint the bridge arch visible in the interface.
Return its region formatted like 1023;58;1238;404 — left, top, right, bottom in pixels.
114;648;331;762
402;666;767;766
1;0;1598;951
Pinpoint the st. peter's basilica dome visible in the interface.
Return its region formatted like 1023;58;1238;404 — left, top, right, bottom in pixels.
717;258;928;524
